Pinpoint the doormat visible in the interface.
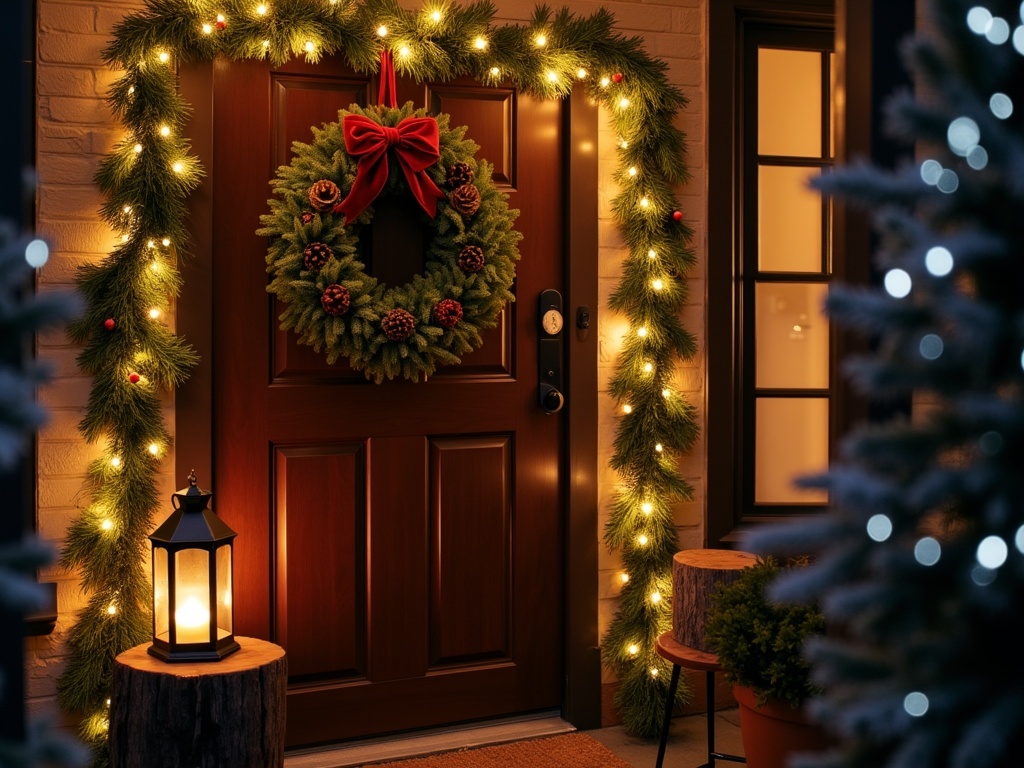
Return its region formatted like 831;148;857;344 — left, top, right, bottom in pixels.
359;733;633;768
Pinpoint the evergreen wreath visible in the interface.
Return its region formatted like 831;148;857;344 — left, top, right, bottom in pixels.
261;102;520;382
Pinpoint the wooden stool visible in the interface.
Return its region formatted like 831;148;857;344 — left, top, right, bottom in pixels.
655;632;745;768
110;636;287;768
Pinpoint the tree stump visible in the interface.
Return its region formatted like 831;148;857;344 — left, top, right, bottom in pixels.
672;549;757;652
110;636;287;768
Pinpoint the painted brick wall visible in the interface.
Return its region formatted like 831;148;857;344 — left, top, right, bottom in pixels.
31;0;708;728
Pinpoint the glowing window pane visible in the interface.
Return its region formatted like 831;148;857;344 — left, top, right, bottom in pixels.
755;398;829;503
174;548;211;644
755;282;829;389
758;165;824;272
758;48;822;157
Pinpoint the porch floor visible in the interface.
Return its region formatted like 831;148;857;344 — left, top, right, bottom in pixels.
284;709;745;767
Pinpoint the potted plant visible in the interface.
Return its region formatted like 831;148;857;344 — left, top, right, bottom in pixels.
704;556;829;768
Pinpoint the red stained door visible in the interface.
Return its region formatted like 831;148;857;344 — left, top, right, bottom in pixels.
208;56;565;746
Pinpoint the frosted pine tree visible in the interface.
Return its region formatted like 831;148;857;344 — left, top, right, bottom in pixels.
753;1;1024;766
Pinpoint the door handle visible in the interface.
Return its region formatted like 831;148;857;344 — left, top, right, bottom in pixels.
538;289;564;414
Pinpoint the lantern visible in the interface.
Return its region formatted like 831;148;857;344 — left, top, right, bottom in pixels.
149;471;240;662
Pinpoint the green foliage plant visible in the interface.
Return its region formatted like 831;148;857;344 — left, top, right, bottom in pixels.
705;557;825;709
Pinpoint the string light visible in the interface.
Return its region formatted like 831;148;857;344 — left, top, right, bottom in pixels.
489;66;500;76
262;40;270;49
639;197;650;209
399;45;410;58
546;71;558;83
619;97;630;108
430;9;441;22
150;260;160;272
202;23;213;34
648;249;657;259
107;604;117;615
161;237;171;247
643;362;653;373
147;239;155;248
577;68;587;79
637;534;649;546
650;667;659;678
101;519;113;531
159;125;170;137
256;3;268;15
600;76;610;87
620;572;629;584
172;161;184;173
133;143;143;154
474;36;487;50
620;139;629;149
628;166;637;177
637;327;648;338
627;644;639;655
304;40;315;52
650;591;661;603
148;443;160;456
216;14;225;25
662;388;671;398
535;33;547;46
622;404;632;414
654;443;663;453
651;278;664;291
377;24;388;36
158;51;170;63
122;205;132;214
641;502;653;515
110;456;122;469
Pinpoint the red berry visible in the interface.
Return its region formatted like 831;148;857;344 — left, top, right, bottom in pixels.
215;20;226;30
672;210;683;222
129;372;141;384
612;72;623;83
104;318;116;331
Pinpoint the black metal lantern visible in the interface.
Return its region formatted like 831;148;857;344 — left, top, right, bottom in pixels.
149;471;240;662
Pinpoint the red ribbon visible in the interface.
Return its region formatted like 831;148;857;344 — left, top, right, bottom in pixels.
332;114;446;221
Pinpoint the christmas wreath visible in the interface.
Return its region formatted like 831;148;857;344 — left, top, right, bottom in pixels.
260;101;521;382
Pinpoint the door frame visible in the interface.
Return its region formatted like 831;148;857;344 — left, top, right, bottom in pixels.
174;61;601;730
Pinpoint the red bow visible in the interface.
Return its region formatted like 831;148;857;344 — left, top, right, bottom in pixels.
333;114;446;222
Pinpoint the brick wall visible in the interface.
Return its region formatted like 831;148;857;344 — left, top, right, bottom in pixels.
31;0;708;729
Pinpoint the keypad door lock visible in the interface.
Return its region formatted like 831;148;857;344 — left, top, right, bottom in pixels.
538;289;564;414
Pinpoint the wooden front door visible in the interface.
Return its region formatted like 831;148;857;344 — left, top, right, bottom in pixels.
207;56;565;747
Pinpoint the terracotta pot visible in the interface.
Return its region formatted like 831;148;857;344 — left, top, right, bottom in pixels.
733;684;830;768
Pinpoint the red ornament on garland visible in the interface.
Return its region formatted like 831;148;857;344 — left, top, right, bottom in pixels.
128;372;141;384
612;72;623;83
672;210;683;222
215;19;226;30
104;318;116;331
434;299;463;329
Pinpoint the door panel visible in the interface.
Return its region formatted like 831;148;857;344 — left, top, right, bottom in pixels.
210;54;564;746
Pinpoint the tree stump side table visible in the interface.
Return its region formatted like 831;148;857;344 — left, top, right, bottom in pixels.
110;636;287;768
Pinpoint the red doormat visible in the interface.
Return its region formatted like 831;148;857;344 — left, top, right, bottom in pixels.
360;733;633;768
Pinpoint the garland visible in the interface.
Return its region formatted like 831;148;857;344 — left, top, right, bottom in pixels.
60;0;699;756
261;102;521;382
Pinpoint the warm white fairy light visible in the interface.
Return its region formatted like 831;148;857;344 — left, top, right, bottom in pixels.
107;604;117;615
202;23;213;34
430;9;442;22
172;161;184;173
377;24;388;36
159;125;170;137
399;45;411;57
639;197;650;209
101;519;113;531
149;307;161;319
637;326;648;338
647;249;657;259
158;51;170;63
127;86;135;95
650;591;661;604
304;40;315;52
262;39;270;49
122;205;132;214
641;502;653;515
637;534;649;546
150;260;160;272
256;3;268;14
110;456;122;469
147;239;156;248
619;97;630;108
489;66;500;76
474;36;487;50
161;237;171;247
650;667;659;677
600;76;610;87
654;443;663;453
662;388;671;398
577;68;587;79
546;71;558;83
643;362;653;373
620;139;629;149
651;278;664;291
627;643;639;655
216;14;225;24
628;166;637;177
133;143;143;154
620;572;630;584
120;234;129;243
148;443;160;456
622;404;632;414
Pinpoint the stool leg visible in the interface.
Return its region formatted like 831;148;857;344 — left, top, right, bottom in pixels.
655;664;682;768
706;670;716;767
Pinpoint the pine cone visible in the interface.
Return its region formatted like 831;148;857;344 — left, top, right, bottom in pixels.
448;184;481;216
381;308;416;341
309;179;341;211
434;299;463;329
446;162;475;189
303;242;334;271
321;284;351;316
457;245;485;273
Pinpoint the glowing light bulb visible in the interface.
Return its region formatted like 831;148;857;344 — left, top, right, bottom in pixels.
637;327;648;338
639;197;650;209
577;68;588;79
662;388;670;398
159;125;170;137
147;239;156;248
256;3;267;14
651;278;664;291
648;249;657;259
620;572;629;584
620;140;629;149
216;14;225;23
654;443;663;453
546;71;558;83
377;24;388;36
149;307;160;319
650;591;661;603
490;66;500;76
622;404;632;414
107;604;117;615
122;205;132;214
600;76;610;87
120;234;129;243
430;9;441;22
148;443;160;456
128;86;135;95
150;261;160;272
262;39;270;49
628;166;637;177
650;667;659;677
106;699;111;708
627;644;639;655
619;97;630;108
101;519;113;531
158;51;170;63
637;534;649;546
202;23;213;34
110;456;122;468
304;40;315;52
474;36;487;50
162;237;171;247
172;161;184;173
643;362;653;373
535;33;547;46
641;502;653;515
399;45;410;57
133;143;143;154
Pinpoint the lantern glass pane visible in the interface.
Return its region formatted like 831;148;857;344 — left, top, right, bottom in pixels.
153;547;169;641
174;548;211;644
216;544;232;638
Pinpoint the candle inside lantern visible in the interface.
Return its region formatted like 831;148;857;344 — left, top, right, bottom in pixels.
175;594;211;644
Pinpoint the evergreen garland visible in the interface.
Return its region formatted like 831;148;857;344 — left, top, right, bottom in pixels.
64;0;697;755
260;102;522;382
752;0;1024;766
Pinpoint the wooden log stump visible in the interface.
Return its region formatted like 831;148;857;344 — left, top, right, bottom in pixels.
672;549;757;652
110;636;287;768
